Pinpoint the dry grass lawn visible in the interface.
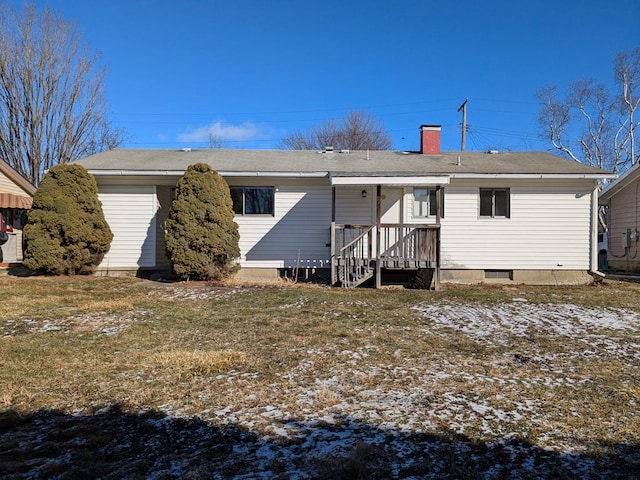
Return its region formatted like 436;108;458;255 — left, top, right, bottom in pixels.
0;276;638;479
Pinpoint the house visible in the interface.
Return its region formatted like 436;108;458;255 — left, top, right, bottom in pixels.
0;159;36;265
599;161;640;272
72;125;614;287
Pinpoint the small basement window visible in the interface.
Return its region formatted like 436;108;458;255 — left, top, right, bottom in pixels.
484;269;513;280
230;187;275;215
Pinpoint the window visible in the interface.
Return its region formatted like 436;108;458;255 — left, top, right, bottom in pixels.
484;269;513;280
230;187;274;215
0;208;13;232
413;188;444;218
480;188;510;218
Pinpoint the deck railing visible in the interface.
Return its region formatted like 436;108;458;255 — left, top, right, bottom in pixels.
379;224;439;268
331;223;440;287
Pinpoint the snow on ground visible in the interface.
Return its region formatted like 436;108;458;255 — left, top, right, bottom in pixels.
2;293;639;478
412;299;640;360
187;298;638;477
146;285;251;302
1;310;151;337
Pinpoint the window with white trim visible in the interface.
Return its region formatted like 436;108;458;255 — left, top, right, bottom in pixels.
230;187;275;215
479;188;510;218
413;187;444;218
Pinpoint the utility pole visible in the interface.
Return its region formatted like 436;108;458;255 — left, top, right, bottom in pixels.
457;99;468;151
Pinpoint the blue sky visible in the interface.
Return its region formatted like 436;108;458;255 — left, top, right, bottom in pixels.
13;0;640;152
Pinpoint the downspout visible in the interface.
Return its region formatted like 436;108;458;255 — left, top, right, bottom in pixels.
589;184;605;281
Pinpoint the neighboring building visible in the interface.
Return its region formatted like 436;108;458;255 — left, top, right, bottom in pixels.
0;159;36;264
73;125;614;287
599;162;640;272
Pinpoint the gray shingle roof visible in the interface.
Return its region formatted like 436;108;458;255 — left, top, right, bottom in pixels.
73;149;613;177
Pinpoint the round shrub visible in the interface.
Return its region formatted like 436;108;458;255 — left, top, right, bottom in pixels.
23;164;113;275
165;163;240;281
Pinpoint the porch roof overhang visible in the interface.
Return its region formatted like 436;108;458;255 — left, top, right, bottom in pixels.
330;175;451;186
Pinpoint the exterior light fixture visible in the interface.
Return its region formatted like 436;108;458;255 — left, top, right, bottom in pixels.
362;189;367;198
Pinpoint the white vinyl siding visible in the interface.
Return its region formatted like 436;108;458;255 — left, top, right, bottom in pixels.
232;179;332;269
335;187;375;225
440;179;593;270
98;185;158;268
91;174;597;276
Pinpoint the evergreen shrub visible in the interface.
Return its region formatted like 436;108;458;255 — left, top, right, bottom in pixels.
23;164;113;275
165;163;240;281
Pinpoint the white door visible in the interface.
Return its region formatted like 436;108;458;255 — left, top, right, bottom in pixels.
380;188;403;257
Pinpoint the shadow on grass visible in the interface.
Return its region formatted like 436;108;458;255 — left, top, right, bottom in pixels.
0;406;637;479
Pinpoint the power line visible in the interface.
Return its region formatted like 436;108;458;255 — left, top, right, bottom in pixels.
111;96;545;149
110;98;462;118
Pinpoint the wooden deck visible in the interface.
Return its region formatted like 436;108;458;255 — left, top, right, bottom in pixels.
331;223;441;288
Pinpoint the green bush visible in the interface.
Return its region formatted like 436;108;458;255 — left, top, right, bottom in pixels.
23;164;113;275
165;163;240;281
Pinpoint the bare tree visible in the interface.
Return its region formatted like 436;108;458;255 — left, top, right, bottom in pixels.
614;47;640;169
0;3;126;185
536;47;639;173
280;110;393;151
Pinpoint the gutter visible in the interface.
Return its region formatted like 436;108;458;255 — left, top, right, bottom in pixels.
450;173;617;180
87;170;329;178
86;171;615;181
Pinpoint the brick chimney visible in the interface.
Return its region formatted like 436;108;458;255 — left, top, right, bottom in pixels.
420;125;441;154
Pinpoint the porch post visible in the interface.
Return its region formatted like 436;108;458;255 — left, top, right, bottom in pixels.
434;185;441;290
331;186;336;285
376;184;382;288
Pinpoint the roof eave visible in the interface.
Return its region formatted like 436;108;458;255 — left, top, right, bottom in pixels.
450;173;615;180
85;170;615;181
86;170;329;178
599;164;640;202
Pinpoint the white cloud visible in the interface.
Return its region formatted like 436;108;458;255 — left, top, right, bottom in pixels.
177;121;262;143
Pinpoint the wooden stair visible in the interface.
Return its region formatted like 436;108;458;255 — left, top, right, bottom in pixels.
331;224;440;289
337;258;375;288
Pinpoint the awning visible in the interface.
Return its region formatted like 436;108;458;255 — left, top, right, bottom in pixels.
0;193;32;209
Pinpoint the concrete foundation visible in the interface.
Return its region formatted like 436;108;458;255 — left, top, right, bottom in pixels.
88;265;595;286
92;266;174;280
233;267;281;283
440;269;594;285
607;259;640;273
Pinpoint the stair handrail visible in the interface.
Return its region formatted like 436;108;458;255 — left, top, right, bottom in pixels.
339;225;374;256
